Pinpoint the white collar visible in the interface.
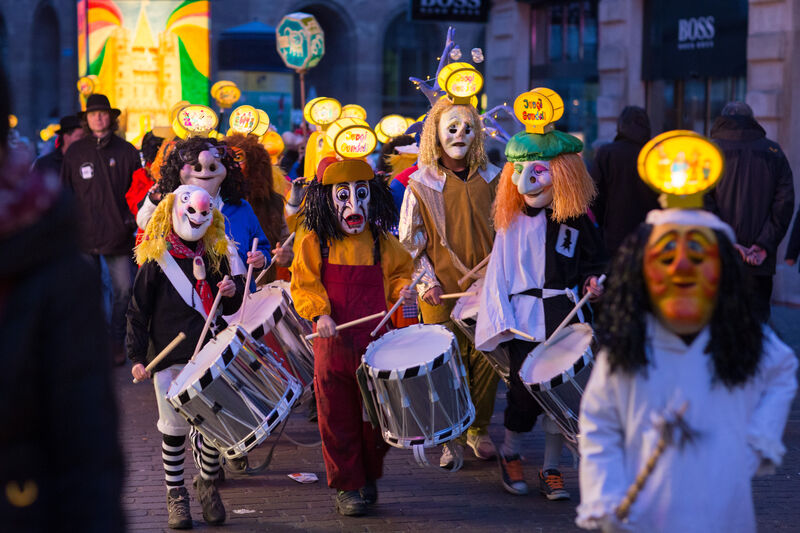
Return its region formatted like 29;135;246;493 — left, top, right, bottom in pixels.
646;314;711;354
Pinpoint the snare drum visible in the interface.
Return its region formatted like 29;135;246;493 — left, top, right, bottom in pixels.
167;325;302;459
224;284;314;396
519;323;595;448
451;278;512;384
360;324;475;449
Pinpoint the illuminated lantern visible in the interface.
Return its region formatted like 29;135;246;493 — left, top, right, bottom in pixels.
326;118;377;159
341;104;367;120
228;105;270;137
437;62;483;106
175;105;218;138
638;130;724;208
276;12;325;71
376;114;408;142
513;87;565;135
261;130;285;164
8;115;17;129
210;80;241;110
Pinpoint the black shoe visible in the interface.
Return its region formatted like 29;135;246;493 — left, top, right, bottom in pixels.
166;487;192;529
193;475;226;525
226;455;249;473
335;490;367;516
359;480;378;505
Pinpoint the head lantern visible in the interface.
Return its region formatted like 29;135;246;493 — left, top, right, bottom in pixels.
493;88;596;230
301;119;397;242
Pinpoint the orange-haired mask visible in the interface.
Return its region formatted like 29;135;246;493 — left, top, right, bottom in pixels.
643;223;721;335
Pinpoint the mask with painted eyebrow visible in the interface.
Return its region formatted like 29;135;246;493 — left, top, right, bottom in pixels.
331;181;370;235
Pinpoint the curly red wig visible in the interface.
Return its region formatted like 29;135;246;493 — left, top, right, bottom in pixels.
224;133;274;202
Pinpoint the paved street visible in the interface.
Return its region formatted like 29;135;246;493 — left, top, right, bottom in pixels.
117;305;800;532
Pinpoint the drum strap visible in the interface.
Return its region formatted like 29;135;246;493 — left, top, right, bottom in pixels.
320;237;381;263
156;252;209;321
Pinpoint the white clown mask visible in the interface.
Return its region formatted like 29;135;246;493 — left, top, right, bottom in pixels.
437;106;476;162
332;180;370;235
512;160;554;208
179;144;228;198
172;185;214;242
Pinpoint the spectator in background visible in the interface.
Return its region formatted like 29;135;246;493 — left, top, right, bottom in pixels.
31;114;84;178
589;106;659;254
705;101;795;323
125;130;164;219
784;207;800;269
61;93;140;365
0;69;124;532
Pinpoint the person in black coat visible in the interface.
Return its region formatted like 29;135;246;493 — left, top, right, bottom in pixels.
704;101;795;322
31;114;85;179
589;106;659;254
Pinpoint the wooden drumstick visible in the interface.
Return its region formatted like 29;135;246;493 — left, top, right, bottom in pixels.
305;311;386;340
457;254;491;286
544;274;606;347
192;275;229;359
615;401;690;521
509;328;538;343
239;238;259;318
439;291;478;300
255;232;296;286
370;272;424;337
132;332;186;383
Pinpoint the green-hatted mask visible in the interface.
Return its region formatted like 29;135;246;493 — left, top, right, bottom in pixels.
505;130;583;162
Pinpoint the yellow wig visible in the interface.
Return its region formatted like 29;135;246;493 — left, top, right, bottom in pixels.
418;98;487;170
492;153;597;230
134;192;232;274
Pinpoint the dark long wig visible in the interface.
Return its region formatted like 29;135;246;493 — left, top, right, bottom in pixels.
596;223;764;388
301;176;398;243
157;136;247;204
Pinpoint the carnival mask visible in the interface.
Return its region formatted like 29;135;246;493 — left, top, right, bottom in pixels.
179;144;228;198
437;106;476;161
512;160;554;208
172;185;213;242
643;224;721;335
332;180;370;235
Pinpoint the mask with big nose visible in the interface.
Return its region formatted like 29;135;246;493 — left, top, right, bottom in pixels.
172;185;214;242
512;160;554;208
179;144;228;198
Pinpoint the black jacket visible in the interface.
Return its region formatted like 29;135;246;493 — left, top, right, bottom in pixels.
126;250;245;374
61;133;140;255
589;107;659;254
705;115;795;275
0;192;124;531
784;208;800;267
31;148;63;180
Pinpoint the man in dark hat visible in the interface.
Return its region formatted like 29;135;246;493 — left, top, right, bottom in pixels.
61;93;140;366
31;114;85;178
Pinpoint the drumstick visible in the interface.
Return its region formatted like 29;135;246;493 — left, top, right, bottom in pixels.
616;401;690;521
255;232;296;286
543;274;606;347
370;272;424;337
509;328;538;343
192;275;230;359
305;311;386;340
457;254;491;286
239;238;259;318
132;332;186;383
439;291;477;300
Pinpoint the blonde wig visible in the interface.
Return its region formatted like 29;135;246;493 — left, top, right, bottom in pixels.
492;153;597;230
134;192;231;274
418;98;487;170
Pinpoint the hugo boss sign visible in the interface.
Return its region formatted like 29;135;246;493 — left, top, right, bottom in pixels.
678;16;715;50
409;0;490;22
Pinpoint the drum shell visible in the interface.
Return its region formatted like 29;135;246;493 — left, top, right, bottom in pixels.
519;323;596;448
166;326;302;458
361;324;475;449
450;278;512;384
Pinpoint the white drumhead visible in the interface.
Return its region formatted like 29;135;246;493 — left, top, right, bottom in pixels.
167;327;237;397
223;287;284;332
450;279;483;321
364;324;454;371
520;323;593;384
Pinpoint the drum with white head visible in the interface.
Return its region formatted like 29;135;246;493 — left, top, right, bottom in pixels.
519;323;595;449
167;325;302;459
360;324;475;449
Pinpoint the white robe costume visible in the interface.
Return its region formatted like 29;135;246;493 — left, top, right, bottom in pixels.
576;315;797;532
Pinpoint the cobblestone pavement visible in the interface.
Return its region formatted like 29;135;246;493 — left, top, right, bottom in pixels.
117;305;800;532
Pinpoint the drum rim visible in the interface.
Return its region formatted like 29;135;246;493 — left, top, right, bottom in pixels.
450;278;483;320
519;323;594;392
362;323;457;379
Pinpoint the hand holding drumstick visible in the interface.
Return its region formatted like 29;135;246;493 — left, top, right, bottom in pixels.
131;332;187;383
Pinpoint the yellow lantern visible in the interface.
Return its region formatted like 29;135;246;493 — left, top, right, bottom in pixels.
228;105;271;137
8;114;17;129
513;87;565;134
637;130;724;208
341;104;367;121
326;118;377;159
261;130;285;164
211;80;241;109
303;97;342;129
175;105;218;138
376;114;408;140
437;62;483;105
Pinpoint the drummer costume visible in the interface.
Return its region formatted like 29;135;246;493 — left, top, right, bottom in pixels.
291;155;413;517
576;132;798;532
399;96;501;466
126;185;244;528
475;100;605;498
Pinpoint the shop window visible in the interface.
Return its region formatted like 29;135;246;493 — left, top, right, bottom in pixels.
647;76;746;135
